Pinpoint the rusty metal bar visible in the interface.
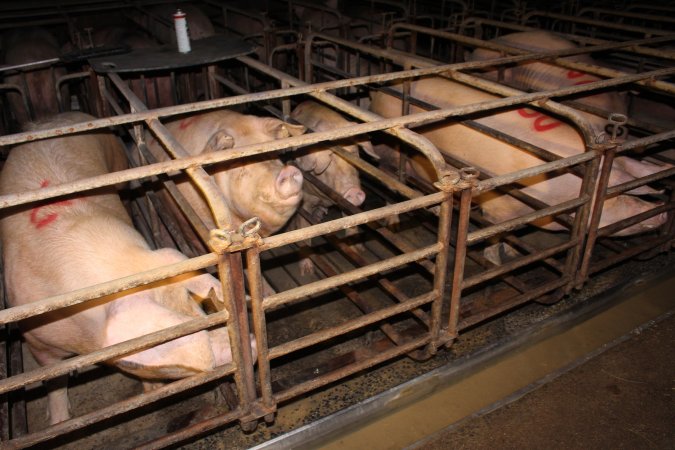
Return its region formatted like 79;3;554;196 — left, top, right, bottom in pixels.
274;334;430;404
261;192;445;251
586;235;673;276
520;10;673;37
0;311;230;396
467;196;590;245
605;167;675;198
447;186;473;341
459;17;675;62
385;23;675;94
598;203;673;238
429;193;454;352
473;152;596;193
106;72;234;231
269;290;437;360
264;243;442;311
0;253;217;325
462;239;579;289
245;246;275;421
6;363;238;449
577;144;618;286
218;251;257;431
457;277;571;330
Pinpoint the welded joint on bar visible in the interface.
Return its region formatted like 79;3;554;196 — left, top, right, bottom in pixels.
208;217;264;254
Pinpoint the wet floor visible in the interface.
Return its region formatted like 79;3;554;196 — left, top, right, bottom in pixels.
303;269;675;449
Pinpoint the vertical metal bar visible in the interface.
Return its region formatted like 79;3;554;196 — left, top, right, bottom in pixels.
563;147;602;294
577;145;617;287
96;74;110;118
447;182;473;342
216;254;249;423
217;252;258;431
281;81;291;119
245;246;275;423
427;191;453;353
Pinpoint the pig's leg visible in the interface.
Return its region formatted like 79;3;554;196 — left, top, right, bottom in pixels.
293;211;317;276
28;344;71;424
104;295;217;378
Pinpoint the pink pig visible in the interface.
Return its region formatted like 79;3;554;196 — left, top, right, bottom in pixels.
0;112;241;424
289;100;378;274
145;109;306;237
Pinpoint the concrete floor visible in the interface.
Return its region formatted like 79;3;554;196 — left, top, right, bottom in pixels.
312;270;675;450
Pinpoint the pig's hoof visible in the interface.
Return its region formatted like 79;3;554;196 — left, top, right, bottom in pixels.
299;257;315;276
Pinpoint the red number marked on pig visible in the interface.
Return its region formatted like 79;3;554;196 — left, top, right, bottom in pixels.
566;70;586;79
179;117;198;130
516;108;562;132
29;180;75;229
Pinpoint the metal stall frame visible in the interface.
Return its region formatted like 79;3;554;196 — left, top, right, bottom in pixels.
0;48;466;445
300;27;674;300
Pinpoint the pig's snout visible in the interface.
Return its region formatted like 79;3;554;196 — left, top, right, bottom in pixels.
276;165;303;200
344;187;366;206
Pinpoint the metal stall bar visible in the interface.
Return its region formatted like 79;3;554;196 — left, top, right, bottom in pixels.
519;10;674;38
457;17;675;62
384;23;675;95
7;363;237;449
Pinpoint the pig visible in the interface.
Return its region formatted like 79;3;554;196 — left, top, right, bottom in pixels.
2;27;67;127
370;77;668;237
468;30;628;135
0;112;241;424
289;100;378;274
145;109;306;237
466;31;674;181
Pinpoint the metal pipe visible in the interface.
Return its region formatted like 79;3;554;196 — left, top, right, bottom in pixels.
269;291;437;360
264;243;442;311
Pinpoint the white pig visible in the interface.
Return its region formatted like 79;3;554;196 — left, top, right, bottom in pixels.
0;112;239;424
370;77;668;236
145;109;306;237
289;100;378;274
467;31;672;181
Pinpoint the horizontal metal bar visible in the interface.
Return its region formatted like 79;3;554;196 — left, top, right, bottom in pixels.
263;243;442;311
597;202;673;238
467;197;590;245
260;191;446;251
273;334;430;404
0;311;230;395
458;277;570;330
463;240;578;289
268;291;437;360
0;253;218;325
473;152;596;194
606;166;675;197
6;363;239;449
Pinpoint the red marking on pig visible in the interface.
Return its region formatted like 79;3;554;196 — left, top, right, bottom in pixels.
516;108;562;132
566;70;586;79
179;117;198;130
29;180;75;229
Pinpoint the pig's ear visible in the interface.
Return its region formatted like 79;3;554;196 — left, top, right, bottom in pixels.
357;140;380;160
202;130;234;153
297;151;331;175
295;154;316;172
266;119;306;139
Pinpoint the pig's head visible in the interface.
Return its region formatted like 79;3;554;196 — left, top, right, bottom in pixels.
205;115;307;236
295;126;379;208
